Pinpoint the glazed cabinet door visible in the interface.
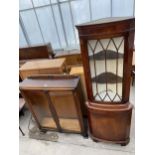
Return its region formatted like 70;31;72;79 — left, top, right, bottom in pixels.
87;36;124;102
22;90;57;130
49;91;82;133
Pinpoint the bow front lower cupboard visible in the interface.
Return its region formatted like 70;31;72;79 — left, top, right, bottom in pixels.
76;17;135;145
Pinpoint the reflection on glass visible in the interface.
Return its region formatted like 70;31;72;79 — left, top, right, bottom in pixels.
49;92;81;132
88;37;124;102
25;90;81;132
25;91;57;129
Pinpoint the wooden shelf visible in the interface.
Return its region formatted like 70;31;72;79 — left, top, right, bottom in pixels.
92;72;122;84
89;50;123;60
41;117;57;129
41;117;81;132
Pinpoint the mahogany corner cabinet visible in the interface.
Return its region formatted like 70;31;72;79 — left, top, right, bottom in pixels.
19;75;87;137
76;17;135;145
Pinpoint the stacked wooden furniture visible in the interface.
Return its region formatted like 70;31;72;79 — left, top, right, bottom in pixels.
19;58;66;80
55;50;82;71
70;66;87;116
76;17;135;145
19;75;87;137
19;43;54;67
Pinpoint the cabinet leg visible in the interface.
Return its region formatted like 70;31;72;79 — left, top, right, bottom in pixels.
19;126;25;136
92;139;98;142
82;132;88;138
40;129;47;134
121;143;127;146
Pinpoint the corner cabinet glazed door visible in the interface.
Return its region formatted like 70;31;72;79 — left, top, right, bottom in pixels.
88;36;124;102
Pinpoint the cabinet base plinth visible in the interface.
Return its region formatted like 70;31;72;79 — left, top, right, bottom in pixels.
86;102;133;145
90;134;130;146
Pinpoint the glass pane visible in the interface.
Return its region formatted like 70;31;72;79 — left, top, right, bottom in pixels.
50;0;57;3
71;0;90;44
49;0;57;3
53;5;67;48
49;91;81;132
19;0;33;10
60;2;76;47
91;0;111;20
25;91;57;129
71;0;90;25
19;24;28;47
36;6;60;49
32;0;50;7
112;0;134;17
88;37;124;102
20;10;44;45
59;0;68;2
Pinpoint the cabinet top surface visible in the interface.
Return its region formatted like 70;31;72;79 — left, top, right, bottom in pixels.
70;66;84;75
76;16;134;27
20;58;66;71
19;76;79;90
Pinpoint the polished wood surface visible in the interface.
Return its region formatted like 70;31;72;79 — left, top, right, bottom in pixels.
19;58;48;68
20;75;86;136
19;58;66;80
20;75;79;90
86;102;132;145
70;66;87;116
55;51;82;69
77;17;135;145
19;43;54;60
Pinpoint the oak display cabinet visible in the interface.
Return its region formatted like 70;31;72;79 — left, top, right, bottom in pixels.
76;17;135;145
19;75;87;137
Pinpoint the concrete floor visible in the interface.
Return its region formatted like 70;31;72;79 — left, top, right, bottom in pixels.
19;85;135;155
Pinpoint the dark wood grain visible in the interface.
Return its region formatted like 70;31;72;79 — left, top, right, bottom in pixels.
19;43;54;60
76;17;135;145
86;101;132;145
